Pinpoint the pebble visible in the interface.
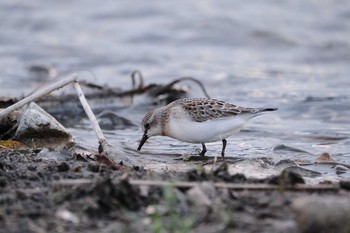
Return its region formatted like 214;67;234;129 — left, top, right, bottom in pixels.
56;162;70;172
187;184;212;206
292;196;350;233
56;209;79;224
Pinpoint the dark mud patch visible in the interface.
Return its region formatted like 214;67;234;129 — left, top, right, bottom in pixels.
0;150;348;233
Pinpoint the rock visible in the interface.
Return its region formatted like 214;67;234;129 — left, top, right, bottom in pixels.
334;165;349;171
56;162;70;172
273;144;312;154
339;180;350;191
269;170;305;186
213;163;231;181
283;166;321;178
186;168;209;181
275;159;321;178
274;159;299;170
316;152;334;162
292;196;350;233
55;209;79;224
335;165;349;175
14;102;72;148
227;158;275;179
37;148;72;161
230;173;247;183
96;111;136;130
0;110;20;138
187;183;213;207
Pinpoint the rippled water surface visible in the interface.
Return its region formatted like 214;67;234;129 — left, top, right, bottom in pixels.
1;0;350;179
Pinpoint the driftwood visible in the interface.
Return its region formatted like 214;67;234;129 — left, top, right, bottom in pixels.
0;74;135;167
0;75;78;120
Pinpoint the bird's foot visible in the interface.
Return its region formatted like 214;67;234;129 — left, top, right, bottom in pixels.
199;150;206;157
193;147;206;156
199;143;207;157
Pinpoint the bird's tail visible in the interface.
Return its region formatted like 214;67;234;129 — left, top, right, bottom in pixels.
251;107;278;116
259;108;278;112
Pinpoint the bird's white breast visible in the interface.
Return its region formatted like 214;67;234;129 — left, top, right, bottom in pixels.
165;106;250;143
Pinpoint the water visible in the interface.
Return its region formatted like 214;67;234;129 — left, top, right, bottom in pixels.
1;0;350;179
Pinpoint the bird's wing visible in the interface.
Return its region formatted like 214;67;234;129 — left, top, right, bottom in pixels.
179;98;257;122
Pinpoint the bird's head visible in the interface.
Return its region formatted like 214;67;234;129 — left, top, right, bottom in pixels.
137;109;163;151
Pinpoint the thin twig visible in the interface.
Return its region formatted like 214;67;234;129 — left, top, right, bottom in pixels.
129;180;339;191
52;178;340;192
73;81;134;167
53;179;92;186
73;81;107;145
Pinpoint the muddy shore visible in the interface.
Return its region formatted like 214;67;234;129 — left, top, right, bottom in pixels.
1;149;349;233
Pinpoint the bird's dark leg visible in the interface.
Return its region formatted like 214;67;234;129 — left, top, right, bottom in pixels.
199;143;207;156
221;139;227;157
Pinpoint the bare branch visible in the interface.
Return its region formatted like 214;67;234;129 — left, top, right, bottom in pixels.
0;75;78;120
73;81;107;145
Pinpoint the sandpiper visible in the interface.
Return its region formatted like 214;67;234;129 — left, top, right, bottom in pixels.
137;98;277;157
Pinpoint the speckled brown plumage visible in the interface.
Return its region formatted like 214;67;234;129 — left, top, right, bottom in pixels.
167;98;272;122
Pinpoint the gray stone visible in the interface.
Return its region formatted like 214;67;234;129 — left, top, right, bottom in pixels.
14;102;71;147
292;195;350;233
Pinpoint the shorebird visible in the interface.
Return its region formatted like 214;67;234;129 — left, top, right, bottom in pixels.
137;98;277;157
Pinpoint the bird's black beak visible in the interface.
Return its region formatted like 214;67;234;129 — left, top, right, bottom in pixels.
137;132;149;151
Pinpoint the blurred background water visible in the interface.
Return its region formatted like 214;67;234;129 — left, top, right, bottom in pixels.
1;0;350;178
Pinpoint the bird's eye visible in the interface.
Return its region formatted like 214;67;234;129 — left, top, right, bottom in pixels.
144;123;150;129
